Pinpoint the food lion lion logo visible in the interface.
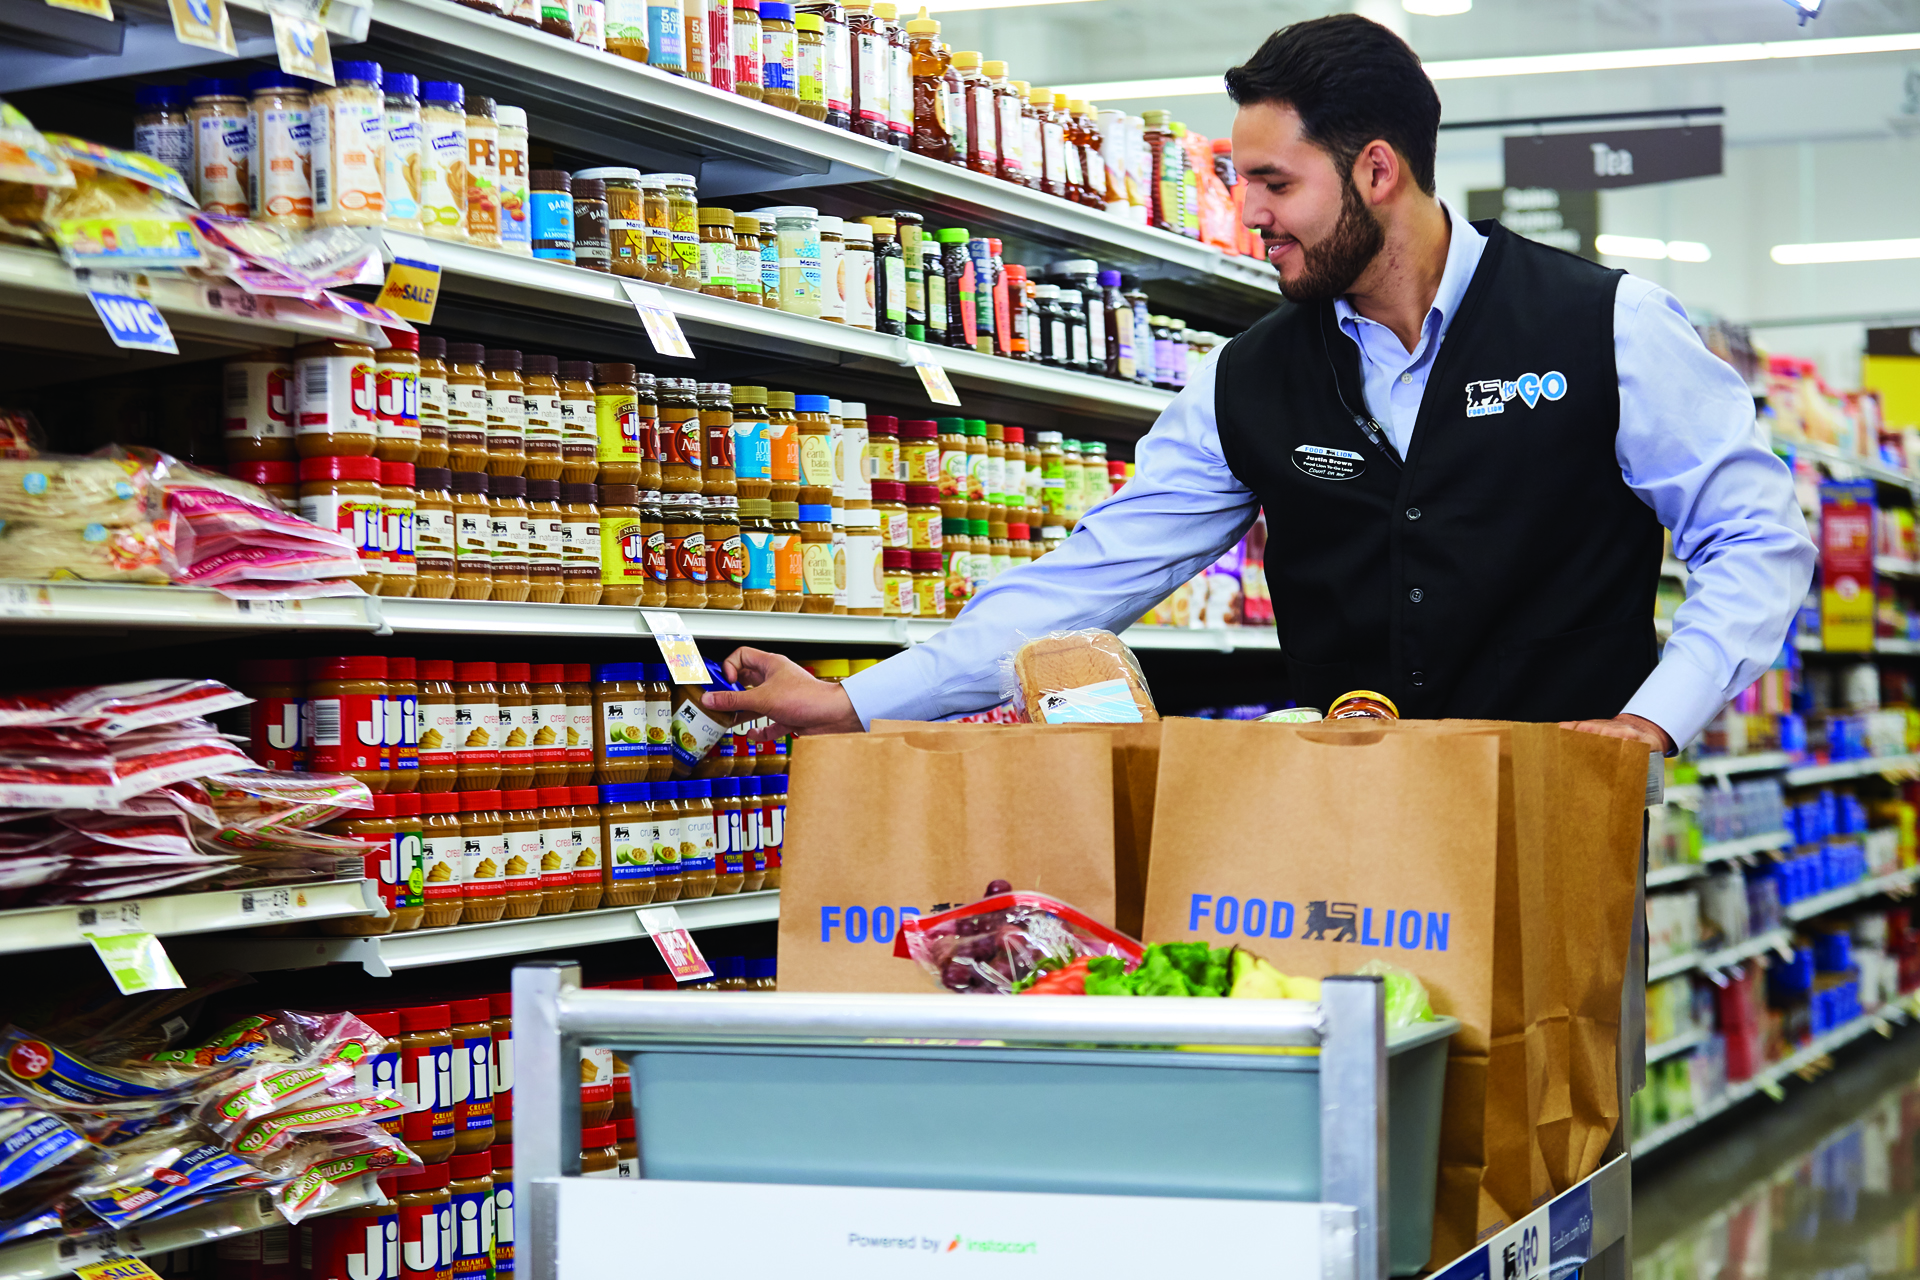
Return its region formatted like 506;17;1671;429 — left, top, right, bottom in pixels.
1465;370;1567;418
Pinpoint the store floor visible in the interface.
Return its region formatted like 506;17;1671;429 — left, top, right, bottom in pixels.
1633;1029;1920;1277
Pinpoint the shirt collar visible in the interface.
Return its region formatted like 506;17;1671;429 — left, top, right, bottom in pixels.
1333;201;1489;358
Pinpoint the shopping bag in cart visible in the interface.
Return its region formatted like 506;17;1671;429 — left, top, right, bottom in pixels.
778;726;1122;992
1139;718;1645;1267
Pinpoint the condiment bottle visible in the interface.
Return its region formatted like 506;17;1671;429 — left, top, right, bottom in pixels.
561;483;603;604
298;456;384;591
465;94;501;246
248;70;313;230
445;343;491;472
459;790;508;923
1003;264;1032;360
705;495;744;609
525;479;566;602
489;994;515;1140
452;470;495;600
396;1004;457;1161
522;356;565;480
420;792;466;927
538;785;577;914
593;363;643;487
453;662;502;791
495;663;535;791
573;176;611;272
419;81;468;241
601;782;658;906
558;362;599;482
500;791;545;919
598;483;646;605
571;785;605;909
986;61;1022;185
417;660;460;792
449;999;497;1153
417;337;451;469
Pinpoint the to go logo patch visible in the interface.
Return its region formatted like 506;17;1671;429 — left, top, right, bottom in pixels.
1465;370;1567;417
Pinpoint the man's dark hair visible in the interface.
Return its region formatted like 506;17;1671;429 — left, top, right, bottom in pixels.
1224;14;1441;195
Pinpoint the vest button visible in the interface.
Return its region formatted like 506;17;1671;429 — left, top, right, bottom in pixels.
1406;507;1422;521
1410;671;1426;686
1409;587;1424;603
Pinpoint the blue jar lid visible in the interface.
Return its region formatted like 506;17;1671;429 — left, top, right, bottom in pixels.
421;80;465;106
246;69;307;92
335;60;384;87
714;778;739;798
719;955;747;978
647;662;671;683
747;956;777;979
768;774;787;788
737;777;758;795
387;71;419;97
135;85;189;109
602;783;651;804
688;780;713;798
793;393;831;413
188;78;244;98
595;662;646;682
759;1;793;18
797;503;832;522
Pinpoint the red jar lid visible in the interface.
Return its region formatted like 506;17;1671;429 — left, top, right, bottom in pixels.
899;420;936;438
537;786;573;806
455;662;498;681
532;663;566;683
381;461;416;487
359;1009;400;1038
461;790;503;811
397;1161;451;1191
489;991;512;1018
581;1124;617;1149
299;455;382;482
420;659;455;679
230;459;298;485
423;792;462;814
306;656;387;680
499;662;531;680
504;789;540;808
391;792;421;816
452;997;493;1025
565;663;591;682
397;1002;451;1032
389;656;417;679
905;484;939;505
492;1143;513;1171
571;785;600;804
449;1152;493;1180
910;550;942;572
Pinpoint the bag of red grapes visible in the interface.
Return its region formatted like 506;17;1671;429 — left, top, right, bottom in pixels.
894;880;1145;994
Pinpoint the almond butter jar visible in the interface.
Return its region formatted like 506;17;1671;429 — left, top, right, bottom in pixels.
522;354;565;480
417;659;461;792
452;470;495;599
500;790;545;919
460;790;509;924
558;361;599;483
485;348;528;477
445;343;491;471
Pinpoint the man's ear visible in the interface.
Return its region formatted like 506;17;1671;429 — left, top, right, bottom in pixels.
1351;139;1402;206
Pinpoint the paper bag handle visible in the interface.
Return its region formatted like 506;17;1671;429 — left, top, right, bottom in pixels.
1293;727;1388;747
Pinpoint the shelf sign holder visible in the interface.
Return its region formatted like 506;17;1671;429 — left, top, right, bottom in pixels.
379;255;443;324
84;932;185;995
636;906;713;981
640;611;709;684
80;274;177;354
902;343;961;406
620;282;694;358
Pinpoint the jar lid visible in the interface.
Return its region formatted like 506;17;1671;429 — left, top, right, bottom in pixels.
189;77;245;98
595;362;636;383
596;662;645;682
229;459;297;485
572;784;601;804
537;785;572;805
910;549;942;571
422;790;460;814
391;792;421;816
883;547;910;568
1041;524;1067;537
452;996;492;1025
861;216;897;235
583;1124;618;1149
455;661;498;680
306;655;386;680
451;470;490;494
526;479;560;502
867;414;897;434
934;417;964;432
460;790;503;812
498;662;530;680
563;663;590;683
713;778;739;798
397;1002;451;1032
840;401;865;417
384;72;417;97
238;658;302;681
905;483;938;504
794;394;830;413
1058;288;1081;303
871;480;904;502
299;456;381;483
381;461;415;486
496;104;527;129
135;85;189;110
685;780;712;798
560;482;599;504
969;519;988;536
489;474;526;498
649;173;698;187
420;659;455;679
449;1152;493;1180
572;176;606;198
754;206;818;220
1035;430;1062;444
1003;263;1027;282
771;501;800;519
845;506;877;528
738;498;772;520
600;483;639;506
1008;522;1030;538
1098;268;1123;287
797;503;832;522
492;1142;514;1170
524;353;558;376
574;166;641;182
383;326;419;352
767;390;795;409
731;385;767;403
334;60;383;87
397;1162;452;1193
532;170;572;193
503;789;540;809
360;1009;400;1039
817;214;842;234
420;336;446;360
1002;425;1024;443
601;783;651;804
484;347;523;371
738;777;759;795
698;207;737;225
941;517;969;535
964;419;986;436
647;663;672;683
842;222;873;243
446;341;487;363
934;227;970;244
899;419;936;438
247;69;309;93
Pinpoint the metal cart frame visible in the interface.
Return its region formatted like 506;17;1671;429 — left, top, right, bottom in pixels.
510;961;1631;1279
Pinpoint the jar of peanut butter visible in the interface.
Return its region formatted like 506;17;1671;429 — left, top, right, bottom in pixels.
538;786;576;914
564;665;595;785
460;790;508;924
417;660;460;792
298;456;385;592
593;663;649;785
561;483;603;605
488;992;514;1142
445;343;491;473
739;776;767;892
580;1046;615;1127
452;471;494;600
600;782;657;907
450;998;496;1153
319;794;400;935
485;348;528;478
762;772;785;888
678;780;718;898
417;336;450;469
389;791;426;931
397;1003;457;1163
529;665;570;788
713;778;745;894
387;655;421;791
525;480;566;603
454;662;502;791
649;781;683;902
496;663;535;791
488;475;532;602
500;790;544;919
491;1147;514;1262
420;791;466;927
294;338;380;458
598;484;645;606
413;467;458;599
447;1153;495;1272
580;1124;619;1178
395;1162;450;1273
522;355;564;481
558;361;598;483
228;458;298;504
305;656;389;790
643;663;673;782
615;1118;638;1177
593;363;642;486
570;785;604;910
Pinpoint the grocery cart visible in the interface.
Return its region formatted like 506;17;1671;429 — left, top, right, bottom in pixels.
510;961;1632;1279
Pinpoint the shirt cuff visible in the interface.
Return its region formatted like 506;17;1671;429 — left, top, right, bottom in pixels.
842;648;946;729
1620;646;1730;753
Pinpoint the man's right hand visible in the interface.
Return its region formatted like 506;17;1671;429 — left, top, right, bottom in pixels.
700;647;865;739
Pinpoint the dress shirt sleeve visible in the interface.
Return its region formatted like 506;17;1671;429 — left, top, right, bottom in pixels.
841;350;1260;726
1614;278;1818;749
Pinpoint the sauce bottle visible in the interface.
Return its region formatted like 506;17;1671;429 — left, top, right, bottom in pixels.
571;785;605;909
905;7;949;161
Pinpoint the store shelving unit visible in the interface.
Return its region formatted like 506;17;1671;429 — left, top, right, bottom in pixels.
1782;865;1920;923
1645;831;1792;887
1648;927;1795;985
175;889;781;976
0;878;381;955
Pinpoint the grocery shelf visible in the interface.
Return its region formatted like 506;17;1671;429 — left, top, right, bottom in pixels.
1693;751;1796;779
1662;557;1688;580
1633;993;1920;1156
1646;1027;1713;1064
0;580;378;631
1795;633;1920;656
0;879;381;956
1701;829;1794;863
1782;864;1920;923
1783;753;1920;786
1773;435;1920;494
1646;927;1793;984
0;1181;383;1280
1876;557;1920;580
171;889;780;976
1664;782;1705;806
1647;862;1707;888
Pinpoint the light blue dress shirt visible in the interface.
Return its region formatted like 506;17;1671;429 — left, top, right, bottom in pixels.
844;202;1817;749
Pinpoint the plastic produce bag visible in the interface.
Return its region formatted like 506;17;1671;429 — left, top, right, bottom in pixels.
894;883;1145;994
1353;960;1436;1029
1001;630;1158;724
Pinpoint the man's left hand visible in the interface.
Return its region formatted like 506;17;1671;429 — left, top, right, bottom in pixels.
1559;713;1675;754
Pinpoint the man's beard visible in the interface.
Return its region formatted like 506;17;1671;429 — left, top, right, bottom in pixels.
1271;178;1385;305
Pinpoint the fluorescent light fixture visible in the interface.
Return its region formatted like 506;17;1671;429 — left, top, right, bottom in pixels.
1403;0;1471;13
1054;30;1920;100
1771;238;1920;264
1593;235;1712;262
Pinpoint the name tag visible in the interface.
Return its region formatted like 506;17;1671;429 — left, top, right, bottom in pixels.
1292;444;1366;481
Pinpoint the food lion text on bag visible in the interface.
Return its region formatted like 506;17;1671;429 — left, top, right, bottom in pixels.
1183;893;1451;950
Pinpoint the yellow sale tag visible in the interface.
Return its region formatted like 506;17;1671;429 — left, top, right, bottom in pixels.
906;344;961;407
378;256;442;324
168;0;236;54
78;1260;167;1280
46;0;114;17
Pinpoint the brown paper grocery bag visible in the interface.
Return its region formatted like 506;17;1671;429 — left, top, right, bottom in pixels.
1139;718;1645;1266
779;727;1120;992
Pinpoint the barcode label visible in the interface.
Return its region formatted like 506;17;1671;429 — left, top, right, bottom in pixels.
309;698;342;745
262;1227;292;1266
223;364;250;402
303;360;329;402
314;161;329;209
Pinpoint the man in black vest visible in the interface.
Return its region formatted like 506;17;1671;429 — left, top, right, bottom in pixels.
707;15;1815;755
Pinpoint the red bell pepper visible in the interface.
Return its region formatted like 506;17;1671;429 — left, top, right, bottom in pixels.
1019;957;1090;996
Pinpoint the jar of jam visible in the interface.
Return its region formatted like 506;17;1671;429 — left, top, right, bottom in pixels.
488;993;515;1141
562;483;603;605
298;456;384;593
500;791;545;919
601;782;657;906
570;784;604;909
419;791;466;927
593;363;642;486
488;474;532;602
558;361;599;483
663;492;709;609
522;355;565;481
451;470;494;600
460;790;508;923
305;656;389;790
593;663;649;785
597;483;645;605
294;339;379;458
397;1004;457;1161
538;785;577;914
445;343;491;473
705;494;743;610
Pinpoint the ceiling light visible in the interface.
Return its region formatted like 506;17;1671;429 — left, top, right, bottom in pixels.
1054;31;1920;99
1666;241;1711;262
1771;238;1920;264
1402;0;1471;14
1595;234;1669;260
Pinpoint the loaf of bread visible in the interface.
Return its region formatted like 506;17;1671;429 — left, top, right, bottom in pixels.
1012;630;1159;724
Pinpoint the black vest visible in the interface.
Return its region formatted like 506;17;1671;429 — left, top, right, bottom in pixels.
1215;221;1663;722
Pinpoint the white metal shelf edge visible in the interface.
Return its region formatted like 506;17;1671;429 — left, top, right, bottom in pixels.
1782;865;1920;922
1646;928;1793;984
0;879;379;956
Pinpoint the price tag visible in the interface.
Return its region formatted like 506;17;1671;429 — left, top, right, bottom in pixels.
84;933;185;996
641;610;710;684
167;0;236;54
619;281;694;359
77;901;142;932
1757;1076;1787;1102
83;282;177;354
636;907;713;982
239;888;296;920
267;0;333;85
0;585;52;618
235;598;302;620
904;344;961;406
45;0;113;18
378;256;442;325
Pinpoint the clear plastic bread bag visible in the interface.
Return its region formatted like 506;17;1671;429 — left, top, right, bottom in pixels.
998;628;1158;724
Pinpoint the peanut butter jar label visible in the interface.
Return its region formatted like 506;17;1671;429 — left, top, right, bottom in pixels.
306;694;386;775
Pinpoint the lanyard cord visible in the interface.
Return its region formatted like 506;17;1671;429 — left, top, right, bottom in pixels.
1319;308;1403;470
